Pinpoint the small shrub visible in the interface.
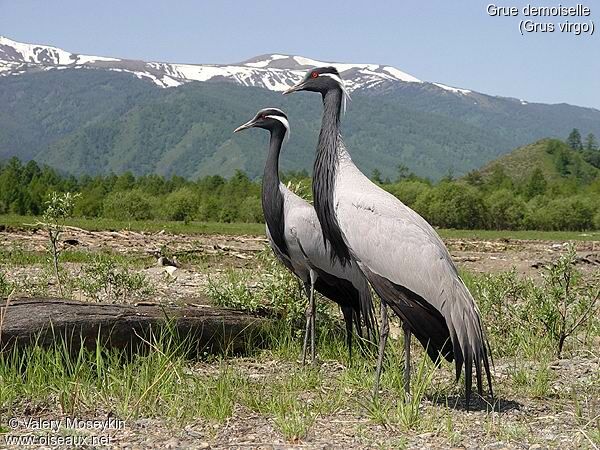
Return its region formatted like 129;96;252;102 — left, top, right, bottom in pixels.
467;269;542;357
0;271;13;297
207;269;263;313
207;249;337;331
78;254;153;302
469;246;600;359
529;245;600;357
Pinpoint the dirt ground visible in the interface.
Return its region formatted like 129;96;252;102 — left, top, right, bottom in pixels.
3;227;599;272
2;228;599;303
1;228;599;449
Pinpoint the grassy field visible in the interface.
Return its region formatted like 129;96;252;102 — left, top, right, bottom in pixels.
1;214;599;241
0;214;265;236
436;228;600;241
1;230;599;447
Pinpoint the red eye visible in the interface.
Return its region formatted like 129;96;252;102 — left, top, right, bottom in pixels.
311;71;318;78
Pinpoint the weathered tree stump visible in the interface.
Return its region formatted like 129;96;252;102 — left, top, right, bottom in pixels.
0;298;269;354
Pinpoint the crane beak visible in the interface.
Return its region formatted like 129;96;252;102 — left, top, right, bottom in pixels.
282;81;306;95
233;119;255;133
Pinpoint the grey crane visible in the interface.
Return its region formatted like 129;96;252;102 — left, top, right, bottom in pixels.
234;107;376;364
283;68;493;408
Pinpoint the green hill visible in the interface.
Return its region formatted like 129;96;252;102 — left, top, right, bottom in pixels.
2;70;600;180
478;139;599;184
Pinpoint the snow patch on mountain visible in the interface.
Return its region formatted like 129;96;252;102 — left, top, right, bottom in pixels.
244;54;288;68
432;82;471;94
383;66;422;83
75;54;121;64
0;36;120;66
0;36;474;96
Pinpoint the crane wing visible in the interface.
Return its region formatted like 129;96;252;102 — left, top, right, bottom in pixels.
335;160;491;400
281;186;376;335
265;224;298;277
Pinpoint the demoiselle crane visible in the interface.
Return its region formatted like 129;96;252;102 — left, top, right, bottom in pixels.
234;108;376;365
283;68;493;407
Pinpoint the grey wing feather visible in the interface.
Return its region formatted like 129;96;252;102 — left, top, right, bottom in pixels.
265;224;298;277
282;186;376;336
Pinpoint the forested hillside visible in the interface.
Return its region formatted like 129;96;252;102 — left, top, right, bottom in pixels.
479;139;599;183
2;69;600;180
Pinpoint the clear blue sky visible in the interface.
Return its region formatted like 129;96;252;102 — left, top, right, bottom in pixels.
1;0;598;109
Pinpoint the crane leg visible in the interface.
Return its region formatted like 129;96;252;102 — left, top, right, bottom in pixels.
373;301;389;397
403;323;411;398
301;283;311;366
309;270;317;366
310;272;317;365
341;306;353;366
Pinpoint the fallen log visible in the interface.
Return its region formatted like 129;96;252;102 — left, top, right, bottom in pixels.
0;297;268;354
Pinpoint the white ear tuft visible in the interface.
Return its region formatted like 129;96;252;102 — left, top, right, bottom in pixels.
321;73;351;114
266;115;291;142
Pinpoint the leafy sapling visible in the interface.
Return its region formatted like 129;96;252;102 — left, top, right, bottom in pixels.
39;192;79;296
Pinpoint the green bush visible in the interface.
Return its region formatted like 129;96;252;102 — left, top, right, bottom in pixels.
383;180;431;208
467;248;600;358
414;182;488;229
529;246;600;357
486;189;527;230
526;196;595;231
103;190;155;221
162;187;198;223
466;269;542;357
237;197;264;223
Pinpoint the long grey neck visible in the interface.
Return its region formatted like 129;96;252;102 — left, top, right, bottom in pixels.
262;127;288;257
318;89;343;157
313;88;351;265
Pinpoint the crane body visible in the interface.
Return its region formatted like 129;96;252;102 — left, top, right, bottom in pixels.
283;69;493;407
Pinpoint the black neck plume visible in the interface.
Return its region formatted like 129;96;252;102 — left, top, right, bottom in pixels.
313;88;351;265
262;127;289;258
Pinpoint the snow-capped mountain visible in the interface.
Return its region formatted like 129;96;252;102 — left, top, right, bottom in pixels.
0;36;471;94
2;36;600;183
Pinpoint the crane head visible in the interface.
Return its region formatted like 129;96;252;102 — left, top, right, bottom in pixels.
283;66;351;113
283;66;346;95
233;108;290;137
